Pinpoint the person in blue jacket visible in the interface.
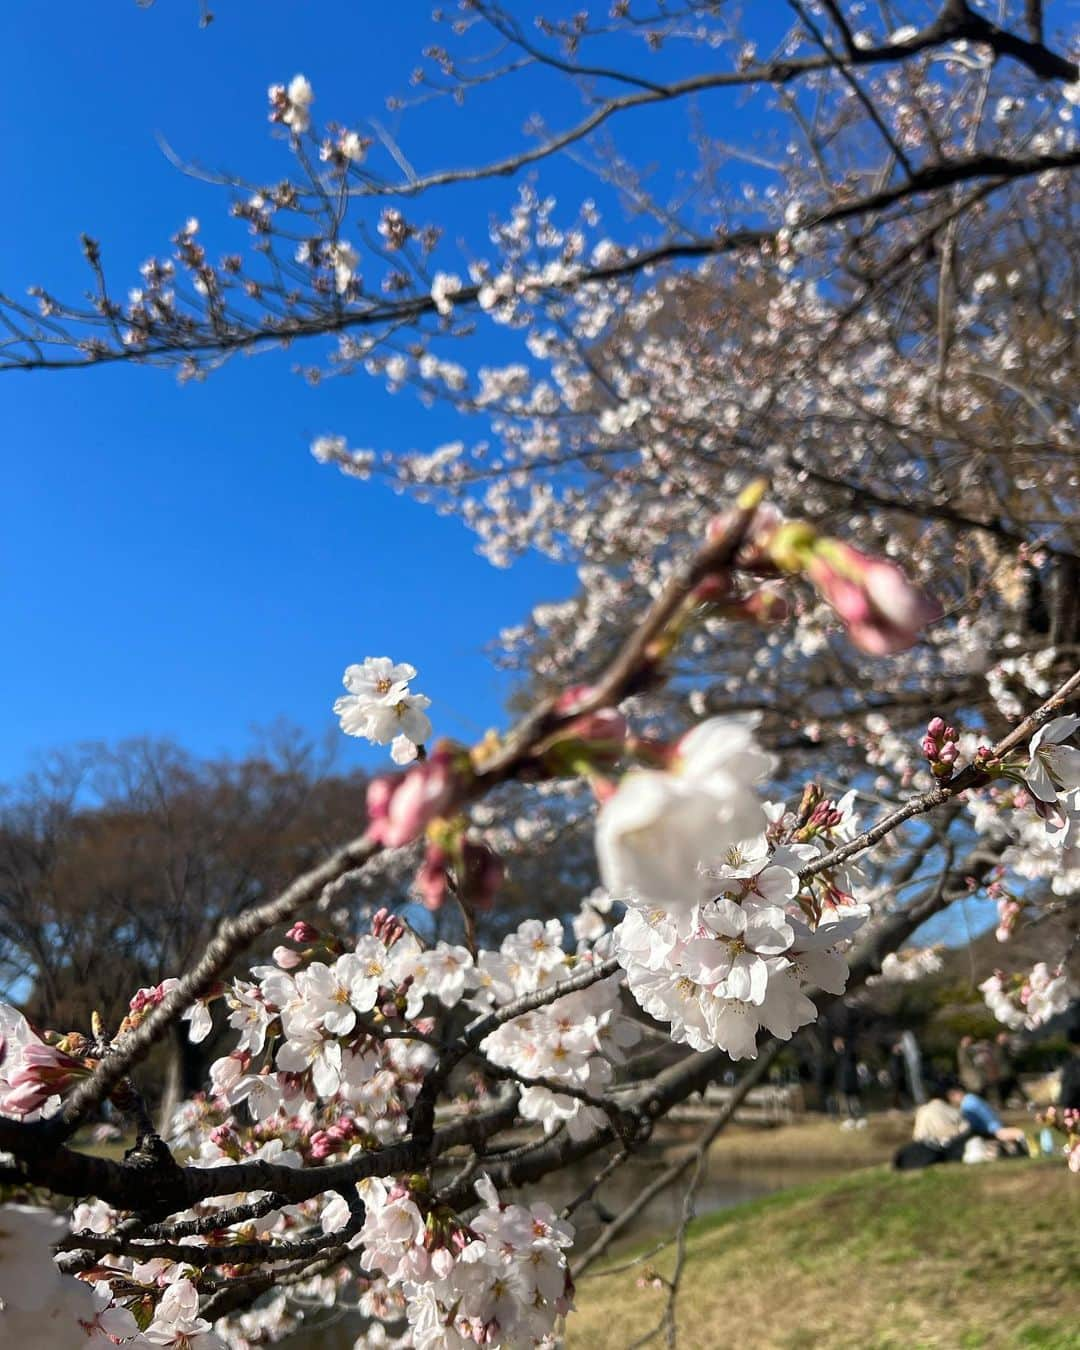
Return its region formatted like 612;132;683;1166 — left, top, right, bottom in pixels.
944;1080;1026;1146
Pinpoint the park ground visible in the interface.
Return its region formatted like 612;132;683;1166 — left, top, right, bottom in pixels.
568;1155;1079;1349
79;1113;1078;1347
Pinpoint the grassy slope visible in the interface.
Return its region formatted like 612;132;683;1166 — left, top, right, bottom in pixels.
568;1160;1080;1350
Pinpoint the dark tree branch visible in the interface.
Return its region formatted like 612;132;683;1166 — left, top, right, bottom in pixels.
4;149;1079;374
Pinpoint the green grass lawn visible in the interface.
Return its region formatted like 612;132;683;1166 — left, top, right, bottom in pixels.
568;1159;1080;1349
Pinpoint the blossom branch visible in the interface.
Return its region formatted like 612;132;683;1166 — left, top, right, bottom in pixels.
801;664;1080;883
4;147;1079;373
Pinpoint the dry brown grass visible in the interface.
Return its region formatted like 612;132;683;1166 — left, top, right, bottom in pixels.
567;1160;1080;1350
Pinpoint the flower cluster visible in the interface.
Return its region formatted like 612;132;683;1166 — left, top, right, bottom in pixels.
476;919;638;1138
980;963;1075;1032
356;1173;574;1348
921;717;963;779
592;716;868;1059
268;73;314;135
614;889;866;1060
202;924;444;1131
0;1204;139;1348
335;657;433;764
874;948;945;984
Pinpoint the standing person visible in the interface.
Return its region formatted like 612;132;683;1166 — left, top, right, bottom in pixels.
1059;1026;1080;1111
888;1039;908;1111
993;1032;1027;1108
957;1035;991;1097
836;1036;866;1129
812;1031;837;1115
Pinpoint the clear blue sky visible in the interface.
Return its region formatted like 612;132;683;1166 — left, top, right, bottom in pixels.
1;3;585;779
1;2;800;782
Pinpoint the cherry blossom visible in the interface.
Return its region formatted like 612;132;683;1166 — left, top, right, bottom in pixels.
268;73;313;135
682;897;795;1004
335;656;433;752
596;717;772;916
1;10;1079;1338
1024;715;1080;805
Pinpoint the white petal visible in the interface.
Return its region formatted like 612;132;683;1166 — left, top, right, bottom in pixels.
391;734;419;765
1024;757;1059;803
1045;744;1080;789
1039;714;1080;746
702;895;746;940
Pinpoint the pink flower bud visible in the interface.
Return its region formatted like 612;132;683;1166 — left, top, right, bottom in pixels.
371;907;406;947
309;1130;337;1160
273;945;304;970
553;685;628;750
416;842;450;911
807;558;873;625
3;1041;87;1116
863;558;941;629
927;717;946;737
808;543;942;655
809;799;835;827
367;747;463;848
286;921;319;944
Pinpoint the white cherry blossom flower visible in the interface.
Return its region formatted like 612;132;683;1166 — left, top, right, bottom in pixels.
787;906;869;994
225;980;273;1056
144;1277;224;1347
1024;714;1080;804
683;897;794;1004
329;239;359;294
1023;962;1074;1027
181;998;213;1044
596;717;771;915
275;1027;342;1098
340;657;415;703
283;74;314;133
334;657;433;748
356;691;433;746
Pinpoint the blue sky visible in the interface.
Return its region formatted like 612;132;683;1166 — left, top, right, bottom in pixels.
1;3;582;780
1;2;801;783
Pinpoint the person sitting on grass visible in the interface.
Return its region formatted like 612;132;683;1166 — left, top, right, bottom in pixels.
894;1079;1027;1171
912;1094;965;1148
943;1080;1027;1149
